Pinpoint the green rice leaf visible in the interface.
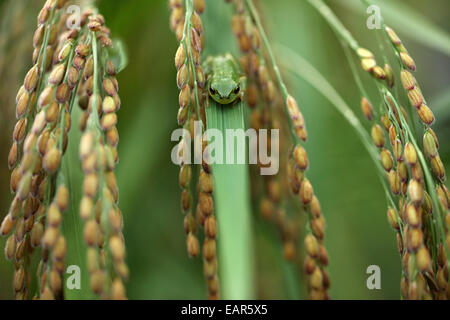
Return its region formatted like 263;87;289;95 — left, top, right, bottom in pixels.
205;100;255;299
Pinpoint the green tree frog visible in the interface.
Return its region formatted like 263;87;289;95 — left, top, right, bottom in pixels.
204;54;246;105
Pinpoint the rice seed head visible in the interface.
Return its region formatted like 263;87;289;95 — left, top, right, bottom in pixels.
75;43;91;57
0;214;15;236
79;132;95;160
293;145;308;171
192;11;203;34
198;192;214;218
384;64;394;88
260;198;273;220
357;47;374;59
180;189;191;212
111;278;126;300
310;267;323;290
426;128;439;148
286;95;307;141
42;226;59;248
184;212;197;234
179;85;191;108
49;63;66;85
38;86;55;108
84;220;98;247
283;241;296;262
408;179;424;205
90;270;104;295
175;45;186;71
193;0;205;13
423;131;438;158
13;118;27;143
33;25;45;47
360;97;373;121
187;233;199;258
380;114;391;132
16;91;30;119
371;124;385;148
43;147;61;173
407;87;423;108
305;234;319;258
411;163;424;182
400;52;416;71
406;203;421;228
430;156;445;181
392;139;403;161
372;66;386;79
436;268;448;292
204;216;217;238
398;161;409;182
101;113;117;130
380;148;394;172
103;78;117;96
408;228;424;252
387;169;400;195
24;65;39;92
300;178;313;205
199;169;214;193
203;238;216;261
417;104;434;125
4;235;16;261
385;26;401;45
400;70;416;90
110;235;126;261
14;267;25;292
361;58;376;73
52;235;67;261
387;207;399;230
58;41;73;62
416;246;432;273
179;165;192;189
30;222;44;248
246;84;259;108
48;203;62;227
83;173;99;198
404;143;418;165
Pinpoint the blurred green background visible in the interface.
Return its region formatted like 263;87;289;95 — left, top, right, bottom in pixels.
0;0;448;299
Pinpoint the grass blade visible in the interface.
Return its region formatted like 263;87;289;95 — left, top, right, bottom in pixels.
205;100;255;299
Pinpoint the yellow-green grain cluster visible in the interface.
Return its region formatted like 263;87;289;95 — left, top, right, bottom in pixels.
77;13;128;300
2;0;127;300
170;0;220;300
308;0;449;300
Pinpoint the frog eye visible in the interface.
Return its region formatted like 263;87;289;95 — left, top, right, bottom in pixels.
233;86;240;94
209;87;217;95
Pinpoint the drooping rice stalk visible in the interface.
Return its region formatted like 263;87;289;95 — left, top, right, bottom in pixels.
1;0;128;300
308;0;449;300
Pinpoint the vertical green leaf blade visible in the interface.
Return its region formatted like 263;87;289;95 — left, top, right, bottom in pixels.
205;100;255;299
62;106;95;300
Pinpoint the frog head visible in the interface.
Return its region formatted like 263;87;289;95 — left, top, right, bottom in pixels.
208;78;241;105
